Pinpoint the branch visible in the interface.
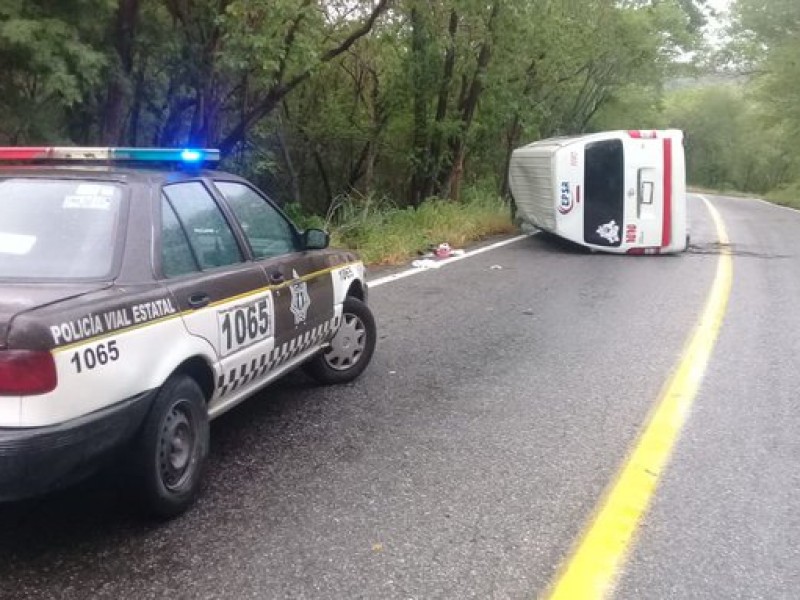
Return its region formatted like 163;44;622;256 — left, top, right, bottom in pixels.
218;0;391;155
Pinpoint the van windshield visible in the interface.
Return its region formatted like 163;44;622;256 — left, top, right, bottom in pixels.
583;139;624;247
0;178;123;280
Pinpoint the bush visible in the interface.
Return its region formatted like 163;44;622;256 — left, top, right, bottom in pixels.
766;182;800;209
287;187;517;265
337;189;516;264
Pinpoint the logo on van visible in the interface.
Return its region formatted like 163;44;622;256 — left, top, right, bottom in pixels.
597;220;620;244
558;181;573;215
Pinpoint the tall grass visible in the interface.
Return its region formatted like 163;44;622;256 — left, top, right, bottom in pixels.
766;182;800;210
290;186;516;265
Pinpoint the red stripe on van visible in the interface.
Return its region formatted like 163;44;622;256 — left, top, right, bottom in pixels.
662;138;672;247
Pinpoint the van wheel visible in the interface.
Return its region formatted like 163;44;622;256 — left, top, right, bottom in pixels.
131;375;209;518
304;297;376;384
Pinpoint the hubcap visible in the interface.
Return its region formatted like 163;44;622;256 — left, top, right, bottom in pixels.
324;313;367;371
158;401;196;491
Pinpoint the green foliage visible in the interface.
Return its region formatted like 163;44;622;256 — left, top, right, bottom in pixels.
0;0;109;142
766;183;800;210
323;187;515;265
283;202;326;231
708;0;800;199
8;0;774;237
661;84;797;193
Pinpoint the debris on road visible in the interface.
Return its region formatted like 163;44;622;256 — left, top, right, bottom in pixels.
410;242;466;268
411;259;440;269
434;242;453;258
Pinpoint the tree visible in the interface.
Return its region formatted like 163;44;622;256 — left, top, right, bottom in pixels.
0;0;109;143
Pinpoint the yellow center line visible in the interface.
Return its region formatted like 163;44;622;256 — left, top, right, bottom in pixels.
543;195;732;600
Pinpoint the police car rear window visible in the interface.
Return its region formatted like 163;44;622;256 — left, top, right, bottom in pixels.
0;178;122;280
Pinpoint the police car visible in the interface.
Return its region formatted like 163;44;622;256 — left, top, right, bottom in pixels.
0;147;376;517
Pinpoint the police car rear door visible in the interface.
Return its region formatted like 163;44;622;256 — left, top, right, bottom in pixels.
159;181;275;399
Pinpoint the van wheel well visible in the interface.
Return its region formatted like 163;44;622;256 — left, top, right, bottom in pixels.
173;357;215;402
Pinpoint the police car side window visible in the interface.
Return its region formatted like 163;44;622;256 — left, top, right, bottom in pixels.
163;182;243;270
161;196;199;278
215;181;299;259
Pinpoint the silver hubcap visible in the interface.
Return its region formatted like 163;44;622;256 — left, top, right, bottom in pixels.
324;313;367;371
158;401;195;491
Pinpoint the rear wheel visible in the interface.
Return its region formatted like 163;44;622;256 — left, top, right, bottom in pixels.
130;374;209;518
304;297;376;384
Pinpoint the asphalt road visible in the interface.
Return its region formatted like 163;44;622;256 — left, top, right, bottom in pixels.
0;194;797;599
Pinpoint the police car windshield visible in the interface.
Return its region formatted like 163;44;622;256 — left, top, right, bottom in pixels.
0;178;123;280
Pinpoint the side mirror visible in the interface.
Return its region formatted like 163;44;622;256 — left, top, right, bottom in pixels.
303;228;329;250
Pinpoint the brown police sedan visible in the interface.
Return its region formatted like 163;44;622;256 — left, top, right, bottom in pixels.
0;147;376;517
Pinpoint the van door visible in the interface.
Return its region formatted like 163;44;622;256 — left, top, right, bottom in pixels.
625;133;672;248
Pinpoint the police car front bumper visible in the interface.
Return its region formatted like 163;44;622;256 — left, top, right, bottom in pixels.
0;391;156;502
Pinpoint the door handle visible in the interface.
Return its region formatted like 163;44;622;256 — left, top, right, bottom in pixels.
269;271;285;285
188;292;210;309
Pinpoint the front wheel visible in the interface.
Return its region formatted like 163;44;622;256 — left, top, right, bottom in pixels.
130;375;209;518
304;297;376;384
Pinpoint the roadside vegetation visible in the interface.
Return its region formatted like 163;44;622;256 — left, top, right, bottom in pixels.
0;1;797;266
288;185;515;265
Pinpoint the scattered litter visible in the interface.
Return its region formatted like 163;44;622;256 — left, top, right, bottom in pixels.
411;242;465;266
434;242;453;258
490;264;503;270
411;259;440;269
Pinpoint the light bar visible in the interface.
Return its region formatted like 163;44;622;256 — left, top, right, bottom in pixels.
628;130;658;139
0;147;220;165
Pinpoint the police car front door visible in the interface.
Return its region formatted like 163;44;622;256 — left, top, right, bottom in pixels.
212;181;334;367
269;254;335;357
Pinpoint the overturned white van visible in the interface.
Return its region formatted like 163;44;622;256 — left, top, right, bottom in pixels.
508;129;688;254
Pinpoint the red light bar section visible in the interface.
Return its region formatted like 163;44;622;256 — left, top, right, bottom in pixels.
0;148;53;160
628;130;658;139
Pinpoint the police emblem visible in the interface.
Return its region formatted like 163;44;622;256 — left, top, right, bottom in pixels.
289;269;311;324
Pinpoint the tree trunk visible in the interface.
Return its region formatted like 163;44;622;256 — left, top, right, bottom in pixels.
409;3;430;207
101;0;141;145
439;3;499;199
276;110;301;205
501;114;523;198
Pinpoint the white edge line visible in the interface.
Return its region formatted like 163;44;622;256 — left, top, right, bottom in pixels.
693;191;799;215
368;234;532;288
754;198;800;214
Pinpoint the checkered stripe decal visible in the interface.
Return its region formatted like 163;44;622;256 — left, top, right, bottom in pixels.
217;316;340;397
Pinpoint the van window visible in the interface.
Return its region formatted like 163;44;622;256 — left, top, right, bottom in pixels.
584;139;624;247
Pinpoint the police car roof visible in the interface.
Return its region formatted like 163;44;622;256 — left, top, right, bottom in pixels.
0;165;246;184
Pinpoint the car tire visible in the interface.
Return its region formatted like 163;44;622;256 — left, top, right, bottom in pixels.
130;374;209;518
304;297;376;385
